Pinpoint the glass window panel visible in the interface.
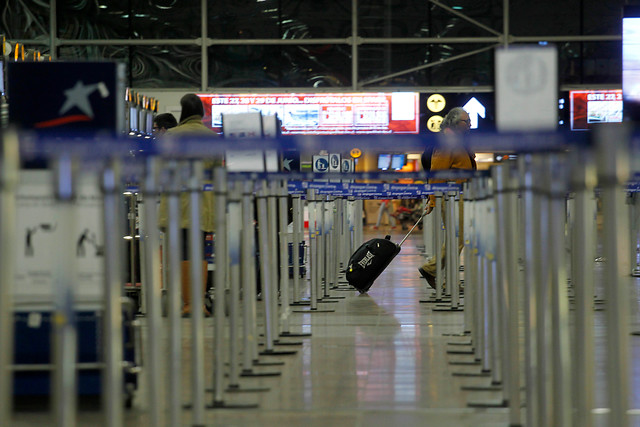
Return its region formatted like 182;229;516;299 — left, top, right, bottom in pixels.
2;1;49;39
562;41;621;85
132;45;201;88
357;44;493;87
511;0;581;37
208;45;351;88
359;1;501;39
57;0;200;40
209;0;351;39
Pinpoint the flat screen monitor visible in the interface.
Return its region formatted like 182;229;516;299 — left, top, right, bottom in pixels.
378;154;391;171
391;154;406;170
624;6;640;121
569;89;623;131
197;92;420;135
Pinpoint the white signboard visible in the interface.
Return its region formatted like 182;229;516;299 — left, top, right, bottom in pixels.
495;46;558;132
15;171;104;304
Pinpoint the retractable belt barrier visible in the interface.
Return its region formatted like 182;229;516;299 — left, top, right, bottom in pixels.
2;128;640;427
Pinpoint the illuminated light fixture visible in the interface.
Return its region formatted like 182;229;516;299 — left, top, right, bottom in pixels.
407;153;422;160
98;4;107;8
452;6;463;9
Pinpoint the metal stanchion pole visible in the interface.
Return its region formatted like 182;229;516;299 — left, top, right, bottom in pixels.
532;155;552;422
434;193;444;301
267;181;280;340
519;154;540;427
484;177;501;389
450;191;461;309
101;159;124;427
227;181;242;388
463;183;475;334
141;157;163;427
292;195;302;302
596;124;632;427
211;166;228;406
546;154;572;427
317;197;325;301
163;161;183;427
188;161;206;422
52;155;78;427
308;189;318;309
277;180;294;336
354;198;363;249
0;132;18;426
570;150;596;427
492;165;512;411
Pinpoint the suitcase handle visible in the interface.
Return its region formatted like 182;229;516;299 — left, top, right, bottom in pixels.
398;211;426;247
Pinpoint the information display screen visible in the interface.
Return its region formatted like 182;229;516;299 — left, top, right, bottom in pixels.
569;89;623;131
378;154;392;170
624;7;640;121
391;154;406;170
197;92;420;135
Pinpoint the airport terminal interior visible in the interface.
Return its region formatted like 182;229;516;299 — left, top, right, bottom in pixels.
3;1;640;426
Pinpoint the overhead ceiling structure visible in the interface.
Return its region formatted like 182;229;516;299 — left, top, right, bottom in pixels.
3;0;627;92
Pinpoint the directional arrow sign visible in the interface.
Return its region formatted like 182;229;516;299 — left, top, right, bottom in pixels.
463;97;486;129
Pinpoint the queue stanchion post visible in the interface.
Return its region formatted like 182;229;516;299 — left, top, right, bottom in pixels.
451;191;462;310
545;154;572;427
186;160;207;421
210;168;260;408
435;192;445;301
240;179;281;376
433;190;463;312
532;154;552;421
100;159;124;427
267;181;282;343
519;153;541;427
354;198;363;250
329;197;346;297
293;189;333;313
317;196;325;302
227;180;271;390
291;194;302;303
596;124;632;427
340;196;349;274
140;156;164;426
276;180;306;342
569;149;597;427
162;160;184;426
0;132;18;426
463;183;475;335
258;180;297;354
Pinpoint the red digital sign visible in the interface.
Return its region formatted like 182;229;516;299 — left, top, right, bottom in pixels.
197;92;419;135
570;89;623;131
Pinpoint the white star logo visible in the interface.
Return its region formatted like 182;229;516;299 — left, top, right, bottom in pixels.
283;158;293;171
59;81;110;118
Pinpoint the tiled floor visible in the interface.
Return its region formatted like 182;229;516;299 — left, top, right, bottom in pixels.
11;227;640;426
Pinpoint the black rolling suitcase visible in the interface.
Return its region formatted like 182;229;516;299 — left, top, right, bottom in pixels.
346;212;425;293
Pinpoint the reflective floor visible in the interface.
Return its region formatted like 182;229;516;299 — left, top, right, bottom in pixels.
11;228;640;426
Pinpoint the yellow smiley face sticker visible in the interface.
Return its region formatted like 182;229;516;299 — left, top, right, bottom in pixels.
426;94;446;113
427;115;444;132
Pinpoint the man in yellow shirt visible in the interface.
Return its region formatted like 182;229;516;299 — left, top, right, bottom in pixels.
418;107;476;288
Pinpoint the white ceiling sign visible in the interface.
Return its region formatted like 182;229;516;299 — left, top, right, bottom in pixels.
495;46;558;132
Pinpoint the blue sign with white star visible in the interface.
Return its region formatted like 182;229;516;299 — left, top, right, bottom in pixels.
8;62;124;136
